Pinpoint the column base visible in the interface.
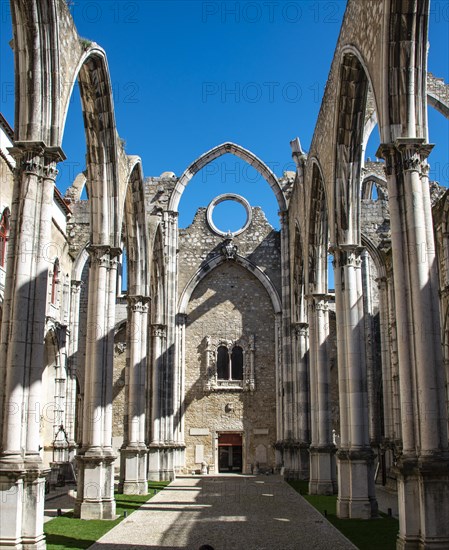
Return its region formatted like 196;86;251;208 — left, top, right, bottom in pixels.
336;449;378;519
0;458;48;550
74;449;117;520
119;447;148;495
147;445;178;481
309;445;336;495
395;455;449;550
298;444;310;480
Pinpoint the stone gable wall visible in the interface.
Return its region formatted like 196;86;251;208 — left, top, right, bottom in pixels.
178;205;281;301
184;261;277;473
179;204;281;473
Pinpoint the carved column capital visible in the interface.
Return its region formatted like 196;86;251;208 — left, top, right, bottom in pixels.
330;244;364;269
141;296;151;313
87;245;111;267
9;142;65;180
294;322;309;338
278;209;289;228
375;276;388;290
394;138;433;173
376;139;434;177
152;324;167;338
127;295;144;312
71;280;83;293
176;313;187;326
165;210;178;227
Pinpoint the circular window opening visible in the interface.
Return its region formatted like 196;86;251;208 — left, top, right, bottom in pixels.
206;194;252;237
212;200;247;234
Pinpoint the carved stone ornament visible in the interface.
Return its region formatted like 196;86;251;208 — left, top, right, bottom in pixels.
221;238;238;260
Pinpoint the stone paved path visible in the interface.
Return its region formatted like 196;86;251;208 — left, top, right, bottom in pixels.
88;475;356;550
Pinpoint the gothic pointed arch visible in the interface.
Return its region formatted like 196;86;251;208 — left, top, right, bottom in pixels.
292;222;306;323
307;161;328;294
63;46;120;245
121;158;148;296
10;0;61;144
386;0;429;140
334;47;376;245
178;253;282;316
149;224;166;325
169;142;287;213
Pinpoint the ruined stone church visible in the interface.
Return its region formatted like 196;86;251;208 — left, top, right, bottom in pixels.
1;0;449;549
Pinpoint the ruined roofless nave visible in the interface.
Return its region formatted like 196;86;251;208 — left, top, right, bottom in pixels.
1;1;449;549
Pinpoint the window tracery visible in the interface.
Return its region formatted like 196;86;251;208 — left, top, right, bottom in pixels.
204;335;255;391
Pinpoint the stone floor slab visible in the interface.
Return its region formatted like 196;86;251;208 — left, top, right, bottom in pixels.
88;475;356;550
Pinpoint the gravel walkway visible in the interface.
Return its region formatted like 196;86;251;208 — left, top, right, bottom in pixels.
88;475;356;550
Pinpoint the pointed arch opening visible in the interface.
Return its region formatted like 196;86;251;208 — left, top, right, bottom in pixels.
169;143;287;220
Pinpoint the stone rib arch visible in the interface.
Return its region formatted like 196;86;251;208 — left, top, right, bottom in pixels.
169;142;287;213
292;221;306;323
361;233;387;280
10;0;61;144
306;159;329;294
178;254;282;316
427;74;449;119
361;174;388;200
334;45;377;245
149;223;166;325
69;46;120;245
72;243;90;282
121;158;148;296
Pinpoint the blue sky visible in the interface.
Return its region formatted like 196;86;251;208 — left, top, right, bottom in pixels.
1;1;448;231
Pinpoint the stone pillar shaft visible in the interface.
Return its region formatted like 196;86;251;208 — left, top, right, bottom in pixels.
377;277;394;442
307;294;335;495
75;245;119;520
120;295;149;495
333;245;376;519
378;139;449;548
66;280;82;450
0;144;64;550
296;323;310;444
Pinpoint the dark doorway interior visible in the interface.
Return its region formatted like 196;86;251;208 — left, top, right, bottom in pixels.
218;433;243;473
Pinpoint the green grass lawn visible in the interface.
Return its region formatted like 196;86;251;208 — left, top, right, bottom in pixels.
45;481;169;550
288;481;399;550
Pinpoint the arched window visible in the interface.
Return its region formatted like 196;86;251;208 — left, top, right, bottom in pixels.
51;259;60;305
0;207;10;267
231;346;243;380
216;345;244;381
217;346;229;379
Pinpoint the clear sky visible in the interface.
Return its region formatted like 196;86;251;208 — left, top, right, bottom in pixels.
1;0;448;231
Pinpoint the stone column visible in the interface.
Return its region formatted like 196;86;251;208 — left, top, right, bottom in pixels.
75;245;119;520
66;280;82;459
138;298;150;490
378;140;449;548
120;296;148;494
148;323;167;481
174;313;187;466
376;277;393;443
361;250;381;446
280;211;294;473
294;322;310;479
0;143;64;549
52;326;69;464
160;210;179;478
333;245;377;519
274;312;283;469
307;294;336;495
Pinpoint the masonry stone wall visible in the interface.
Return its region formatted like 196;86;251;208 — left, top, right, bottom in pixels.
184;261;277;473
178;206;281;300
180;205;280;474
112;324;126;448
